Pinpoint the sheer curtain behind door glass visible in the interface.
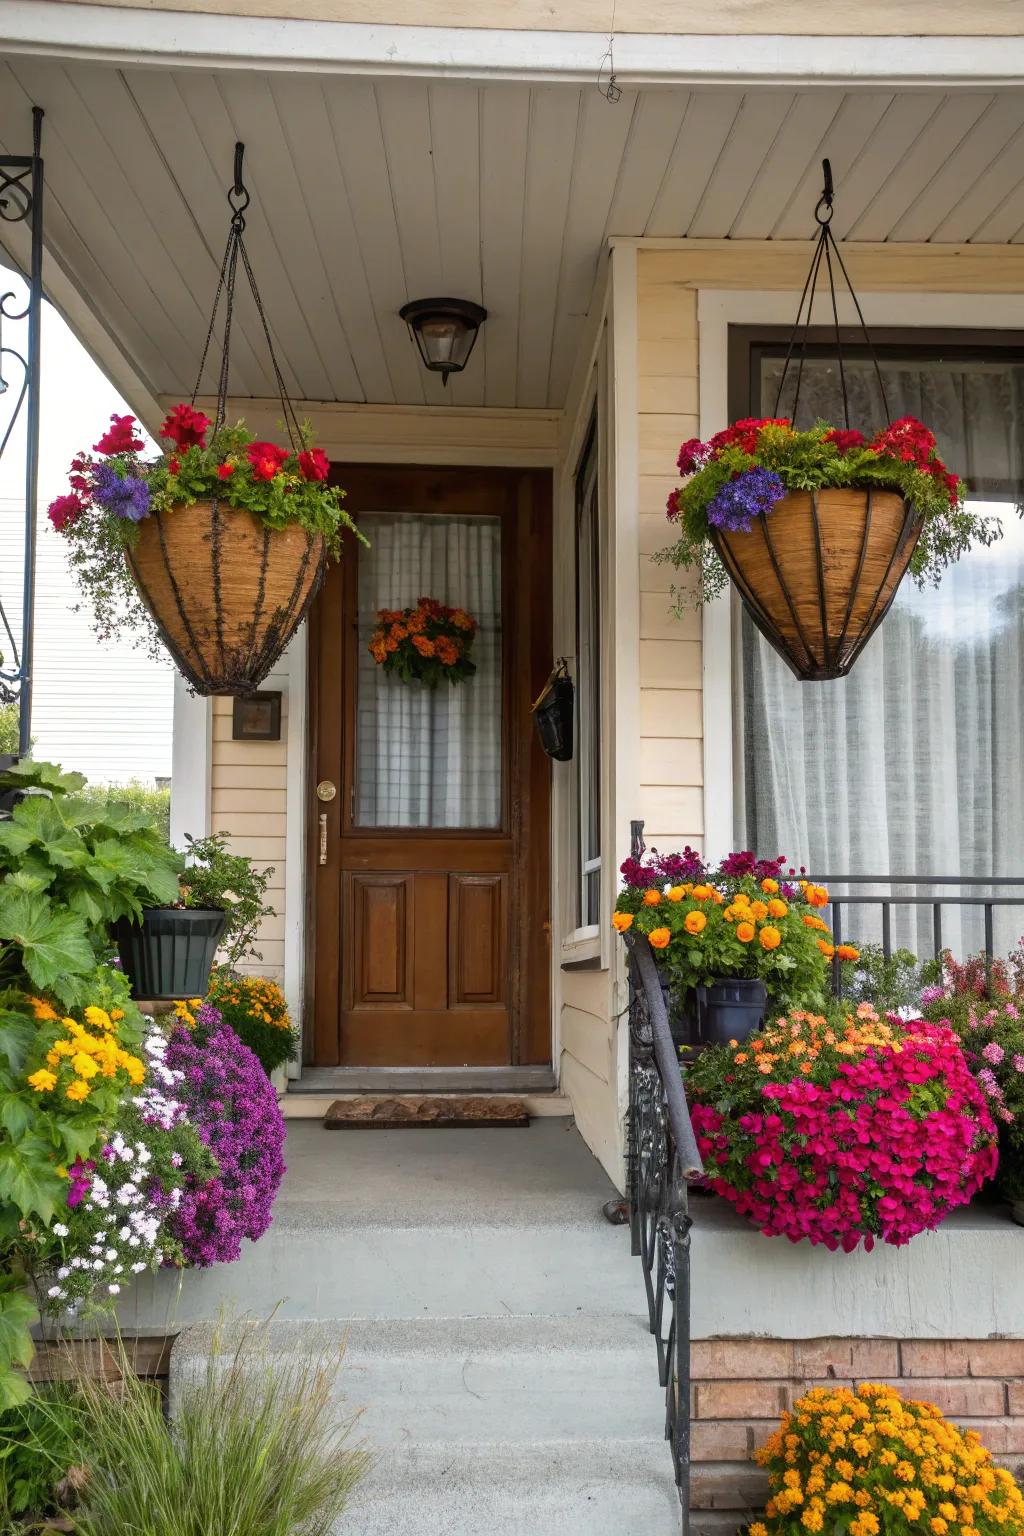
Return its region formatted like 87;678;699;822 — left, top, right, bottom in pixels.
356;513;502;829
738;355;1024;955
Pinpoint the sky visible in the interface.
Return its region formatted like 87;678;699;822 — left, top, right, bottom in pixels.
0;257;173;784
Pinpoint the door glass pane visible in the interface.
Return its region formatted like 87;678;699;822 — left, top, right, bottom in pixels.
355;512;502;829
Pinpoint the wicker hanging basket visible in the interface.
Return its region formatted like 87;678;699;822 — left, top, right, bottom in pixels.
128;500;325;695
711;488;923;680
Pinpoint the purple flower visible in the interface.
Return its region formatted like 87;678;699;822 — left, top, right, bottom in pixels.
982;1041;1005;1066
1014;1055;1024;1074
91;461;151;522
165;1014;286;1268
619;856;660;890
920;985;946;1007
655;847;706;883
705;467;785;533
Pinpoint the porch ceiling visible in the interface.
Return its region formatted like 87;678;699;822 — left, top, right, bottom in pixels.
4;60;1024;413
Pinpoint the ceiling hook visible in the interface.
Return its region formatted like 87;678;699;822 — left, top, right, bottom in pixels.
815;157;835;227
227;141;250;221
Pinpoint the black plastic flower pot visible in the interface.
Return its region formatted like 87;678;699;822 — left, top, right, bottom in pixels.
114;907;227;1001
665;977;767;1051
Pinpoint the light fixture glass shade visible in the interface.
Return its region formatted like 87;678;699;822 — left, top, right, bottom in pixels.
399;297;487;385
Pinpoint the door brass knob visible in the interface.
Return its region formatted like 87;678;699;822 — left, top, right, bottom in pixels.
316;780;337;802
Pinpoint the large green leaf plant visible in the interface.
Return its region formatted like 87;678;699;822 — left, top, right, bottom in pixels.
0;760;183;1407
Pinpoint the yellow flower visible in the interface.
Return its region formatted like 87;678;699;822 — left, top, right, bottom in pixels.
50;1039;75;1058
65;1079;90;1102
760;925;782;951
767;898;789;918
751;900;769;921
647;927;671;950
684;910;707;935
761;878;780;894
666;886;687;903
749;1526;768;1536
29;997;58;1021
28;1067;57;1092
110;1008;125;1022
71;1052;99;1079
850;1515;880;1536
612;911;633;933
83;1005;112;1031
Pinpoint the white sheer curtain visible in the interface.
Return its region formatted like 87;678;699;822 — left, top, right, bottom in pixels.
356;513;502;829
738;357;1024;955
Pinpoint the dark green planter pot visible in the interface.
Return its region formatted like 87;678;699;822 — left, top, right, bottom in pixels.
664;976;767;1050
115;907;227;1001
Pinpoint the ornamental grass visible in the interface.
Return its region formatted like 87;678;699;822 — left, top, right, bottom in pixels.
687;1007;996;1251
46;1325;368;1536
752;1381;1024;1536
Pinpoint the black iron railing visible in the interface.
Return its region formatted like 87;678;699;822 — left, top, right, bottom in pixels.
817;876;1024;996
624;821;703;1535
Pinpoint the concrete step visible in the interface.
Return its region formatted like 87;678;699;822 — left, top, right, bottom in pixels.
345;1439;683;1536
172;1315;667;1445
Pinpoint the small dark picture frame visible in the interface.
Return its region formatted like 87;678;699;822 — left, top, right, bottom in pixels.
232;690;282;742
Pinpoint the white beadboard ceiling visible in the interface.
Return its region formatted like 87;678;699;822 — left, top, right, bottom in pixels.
3;62;1024;411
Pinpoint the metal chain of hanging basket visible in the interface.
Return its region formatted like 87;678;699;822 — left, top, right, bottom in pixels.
708;159;924;682
125;144;327;696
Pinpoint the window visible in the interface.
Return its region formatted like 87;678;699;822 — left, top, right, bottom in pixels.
730;329;1024;954
574;415;602;931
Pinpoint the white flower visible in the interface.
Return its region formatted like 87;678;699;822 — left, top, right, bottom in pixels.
52;1221;69;1238
119;1225;131;1240
128;1235;140;1247
107;1283;121;1295
92;1258;105;1271
104;1248;117;1261
47;1285;63;1299
57;1266;70;1280
131;1261;147;1274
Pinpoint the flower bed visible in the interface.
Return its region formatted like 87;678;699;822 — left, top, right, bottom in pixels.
205;971;298;1077
753;1380;1024;1535
687;1006;996;1250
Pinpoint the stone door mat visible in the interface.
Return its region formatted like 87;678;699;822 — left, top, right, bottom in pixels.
323;1095;530;1129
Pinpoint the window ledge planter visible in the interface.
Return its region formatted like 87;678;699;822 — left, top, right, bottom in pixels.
115;906;227;1001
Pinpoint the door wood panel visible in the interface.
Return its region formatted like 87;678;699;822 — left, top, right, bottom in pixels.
308;465;552;1069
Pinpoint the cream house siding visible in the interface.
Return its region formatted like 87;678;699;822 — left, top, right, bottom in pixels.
637;255;702;853
53;0;1024;33
209;671;289;982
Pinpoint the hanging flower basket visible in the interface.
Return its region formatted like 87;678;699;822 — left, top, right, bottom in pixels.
657;161;1000;681
710;484;922;679
45;144;359;695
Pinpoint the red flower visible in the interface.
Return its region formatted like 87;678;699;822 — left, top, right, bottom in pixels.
218;462;236;480
168;457;181;475
47;493;85;531
93;414;143;456
297;447;330;482
666;489;679;522
824;428;866;454
246;441;289;481
160;403;211;450
709;417;791;457
677;437;705;475
871;415;936;469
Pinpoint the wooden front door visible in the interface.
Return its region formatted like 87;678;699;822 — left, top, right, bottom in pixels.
309;466;551;1068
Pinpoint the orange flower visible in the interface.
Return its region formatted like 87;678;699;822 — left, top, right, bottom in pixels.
406;610;426;634
384;636;399;653
836;944;861;962
666;885;687;903
451;609;474;632
647;927;671;950
817;939;835;959
736;921;756;943
684;910;707;935
691;885;714;901
751;900;769;921
734;1052;748;1065
802;914;828;931
435;636;459;665
612;911;633;933
761;878;780;894
767;898;788;918
389;622;408;641
412;634;436;657
642;889;662;907
759;925;782;950
806;884;829;908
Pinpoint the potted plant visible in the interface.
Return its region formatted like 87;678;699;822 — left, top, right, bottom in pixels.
114;832;275;1002
686;1005;996;1250
205;969;298;1091
47;409;360;695
659;416;996;679
368;597;478;687
613;847;855;1045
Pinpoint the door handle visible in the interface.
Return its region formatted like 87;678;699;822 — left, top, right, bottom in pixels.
319;813;328;866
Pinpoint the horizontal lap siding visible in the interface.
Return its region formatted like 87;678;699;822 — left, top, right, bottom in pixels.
636;253;703;853
209;685;289;982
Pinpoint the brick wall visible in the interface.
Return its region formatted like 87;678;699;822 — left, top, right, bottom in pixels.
691;1337;1024;1534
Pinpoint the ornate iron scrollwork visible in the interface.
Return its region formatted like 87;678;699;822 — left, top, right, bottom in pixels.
0;108;44;747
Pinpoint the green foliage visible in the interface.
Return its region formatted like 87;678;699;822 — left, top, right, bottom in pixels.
657;419;1000;607
180;834;275;971
0;761;181;1008
837;942;922;1014
206;971;297;1076
66;1324;368;1536
0;706;23;759
0;1384;87;1522
80;781;170;845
